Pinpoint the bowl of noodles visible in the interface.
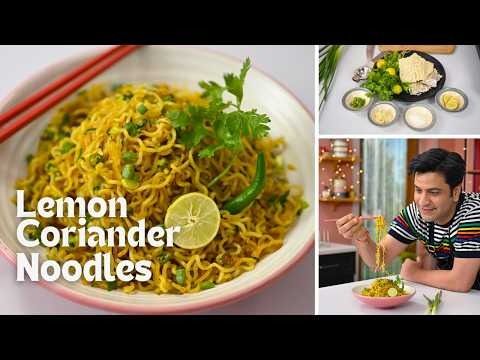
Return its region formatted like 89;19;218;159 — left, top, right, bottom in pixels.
0;46;314;313
352;278;416;309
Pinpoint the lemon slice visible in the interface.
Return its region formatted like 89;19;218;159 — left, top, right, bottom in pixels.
442;94;453;105
445;97;459;111
387;287;398;297
164;192;221;250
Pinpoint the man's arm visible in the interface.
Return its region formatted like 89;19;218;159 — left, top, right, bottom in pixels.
401;257;480;292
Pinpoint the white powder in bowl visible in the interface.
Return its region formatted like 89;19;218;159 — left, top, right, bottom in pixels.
405;106;433;129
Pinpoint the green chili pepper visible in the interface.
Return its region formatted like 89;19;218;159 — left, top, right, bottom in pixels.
224;152;266;214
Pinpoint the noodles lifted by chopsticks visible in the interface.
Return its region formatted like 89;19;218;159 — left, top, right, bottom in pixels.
15;83;306;294
374;215;386;273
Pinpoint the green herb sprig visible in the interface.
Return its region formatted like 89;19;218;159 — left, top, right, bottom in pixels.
424;290;442;315
319;45;344;109
167;58;270;159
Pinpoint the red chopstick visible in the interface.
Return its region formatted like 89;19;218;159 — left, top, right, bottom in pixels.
323;215;380;222
0;45;141;143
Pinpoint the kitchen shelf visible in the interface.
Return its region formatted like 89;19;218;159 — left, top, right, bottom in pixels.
319;154;358;163
319;197;360;204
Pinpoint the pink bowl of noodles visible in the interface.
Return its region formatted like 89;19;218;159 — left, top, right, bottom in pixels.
352;284;416;309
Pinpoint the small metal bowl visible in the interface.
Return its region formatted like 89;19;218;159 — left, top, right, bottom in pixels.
403;104;437;131
435;87;469;113
341;88;373;112
367;101;400;127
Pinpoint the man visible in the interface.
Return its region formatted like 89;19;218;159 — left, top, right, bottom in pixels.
336;148;480;292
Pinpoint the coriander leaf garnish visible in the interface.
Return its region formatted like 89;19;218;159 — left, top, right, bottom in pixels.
167;58;270;159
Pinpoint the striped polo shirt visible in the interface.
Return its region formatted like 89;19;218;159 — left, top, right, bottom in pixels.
388;192;480;290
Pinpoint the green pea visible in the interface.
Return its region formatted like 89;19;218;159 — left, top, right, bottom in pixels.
122;164;136;180
175;268;186;286
125;122;139;137
137;103;148;114
200;281;215;290
122;151;138;164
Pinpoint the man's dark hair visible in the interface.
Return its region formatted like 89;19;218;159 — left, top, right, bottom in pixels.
408;148;466;189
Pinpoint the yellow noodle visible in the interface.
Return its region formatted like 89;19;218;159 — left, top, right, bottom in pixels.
375;215;386;273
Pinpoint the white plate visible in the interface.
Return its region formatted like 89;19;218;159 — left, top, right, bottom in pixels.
0;46;314;314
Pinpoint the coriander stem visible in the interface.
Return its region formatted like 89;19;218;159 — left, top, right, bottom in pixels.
208;157;235;187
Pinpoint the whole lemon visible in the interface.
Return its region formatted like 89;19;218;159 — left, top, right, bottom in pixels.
376;59;386;69
386;67;396;76
392;84;402;95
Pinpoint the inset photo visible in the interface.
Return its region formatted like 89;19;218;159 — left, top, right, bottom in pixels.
318;138;480;314
318;45;480;134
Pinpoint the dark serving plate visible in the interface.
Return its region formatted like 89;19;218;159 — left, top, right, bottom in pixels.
393;51;446;102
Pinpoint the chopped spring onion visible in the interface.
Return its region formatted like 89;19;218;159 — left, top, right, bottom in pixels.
89;153;104;166
106;280;117;291
158;252;172;264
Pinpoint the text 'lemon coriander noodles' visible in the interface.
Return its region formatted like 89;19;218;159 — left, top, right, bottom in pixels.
15;190;179;283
